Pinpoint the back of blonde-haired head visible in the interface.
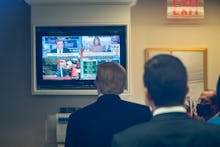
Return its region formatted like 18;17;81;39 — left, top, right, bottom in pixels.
95;62;126;95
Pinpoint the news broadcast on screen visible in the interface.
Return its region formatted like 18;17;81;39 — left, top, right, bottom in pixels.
42;35;121;81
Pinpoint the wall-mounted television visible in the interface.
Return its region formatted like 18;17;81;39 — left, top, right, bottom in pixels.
32;25;128;95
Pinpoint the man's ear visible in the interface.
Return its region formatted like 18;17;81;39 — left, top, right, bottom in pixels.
144;87;155;111
144;87;152;103
186;83;189;95
184;84;190;103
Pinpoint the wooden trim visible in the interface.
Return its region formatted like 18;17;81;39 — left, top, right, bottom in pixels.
145;48;207;89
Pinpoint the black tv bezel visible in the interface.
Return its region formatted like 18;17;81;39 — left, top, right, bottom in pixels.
35;25;127;90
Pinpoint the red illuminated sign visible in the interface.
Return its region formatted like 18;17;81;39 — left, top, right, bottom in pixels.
167;0;204;19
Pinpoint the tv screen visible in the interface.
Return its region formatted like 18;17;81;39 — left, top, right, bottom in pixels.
35;25;127;91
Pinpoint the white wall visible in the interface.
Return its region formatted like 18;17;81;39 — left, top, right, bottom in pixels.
130;0;220;104
31;4;131;25
31;3;132;98
31;0;220;104
2;1;220;147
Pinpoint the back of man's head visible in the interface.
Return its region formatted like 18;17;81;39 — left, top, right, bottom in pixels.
95;62;126;95
144;54;188;107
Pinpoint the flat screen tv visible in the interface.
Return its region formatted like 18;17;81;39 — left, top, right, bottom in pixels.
33;25;127;95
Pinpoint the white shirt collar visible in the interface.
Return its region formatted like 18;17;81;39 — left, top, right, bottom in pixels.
213;112;220;118
153;106;186;116
98;93;103;98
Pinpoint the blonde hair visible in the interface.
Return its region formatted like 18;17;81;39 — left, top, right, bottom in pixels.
95;62;126;95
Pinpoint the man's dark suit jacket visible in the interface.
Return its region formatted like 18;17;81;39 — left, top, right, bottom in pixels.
51;48;70;53
112;112;220;147
65;94;152;147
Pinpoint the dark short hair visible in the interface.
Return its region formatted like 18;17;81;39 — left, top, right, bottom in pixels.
144;54;188;107
217;76;220;109
210;94;218;106
95;62;126;95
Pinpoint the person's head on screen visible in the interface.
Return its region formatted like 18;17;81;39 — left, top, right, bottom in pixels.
90;36;104;52
93;36;101;46
144;54;188;109
95;62;126;95
56;39;64;51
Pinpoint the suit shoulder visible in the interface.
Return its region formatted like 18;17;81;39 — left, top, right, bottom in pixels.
51;49;56;53
120;100;152;119
197;120;220;131
68;102;98;120
63;48;71;53
123;100;151;112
